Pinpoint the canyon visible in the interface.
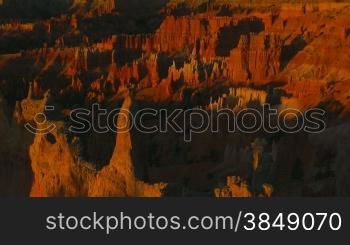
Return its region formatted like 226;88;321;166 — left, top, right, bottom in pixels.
0;0;350;197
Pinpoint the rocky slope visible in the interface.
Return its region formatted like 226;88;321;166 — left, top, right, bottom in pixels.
0;0;350;197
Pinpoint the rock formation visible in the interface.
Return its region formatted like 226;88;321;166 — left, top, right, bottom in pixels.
89;94;167;197
1;0;350;197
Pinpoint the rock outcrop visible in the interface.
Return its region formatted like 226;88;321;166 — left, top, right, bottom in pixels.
89;95;167;197
28;93;166;197
1;0;350;197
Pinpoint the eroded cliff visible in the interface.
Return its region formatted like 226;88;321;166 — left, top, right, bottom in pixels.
1;0;350;197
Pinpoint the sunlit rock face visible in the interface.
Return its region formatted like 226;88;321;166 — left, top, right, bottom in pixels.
89;95;167;197
27;94;166;197
1;0;350;197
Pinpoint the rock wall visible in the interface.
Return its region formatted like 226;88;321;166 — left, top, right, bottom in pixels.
1;1;350;197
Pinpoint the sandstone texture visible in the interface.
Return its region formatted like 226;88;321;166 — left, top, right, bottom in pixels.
0;0;350;197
